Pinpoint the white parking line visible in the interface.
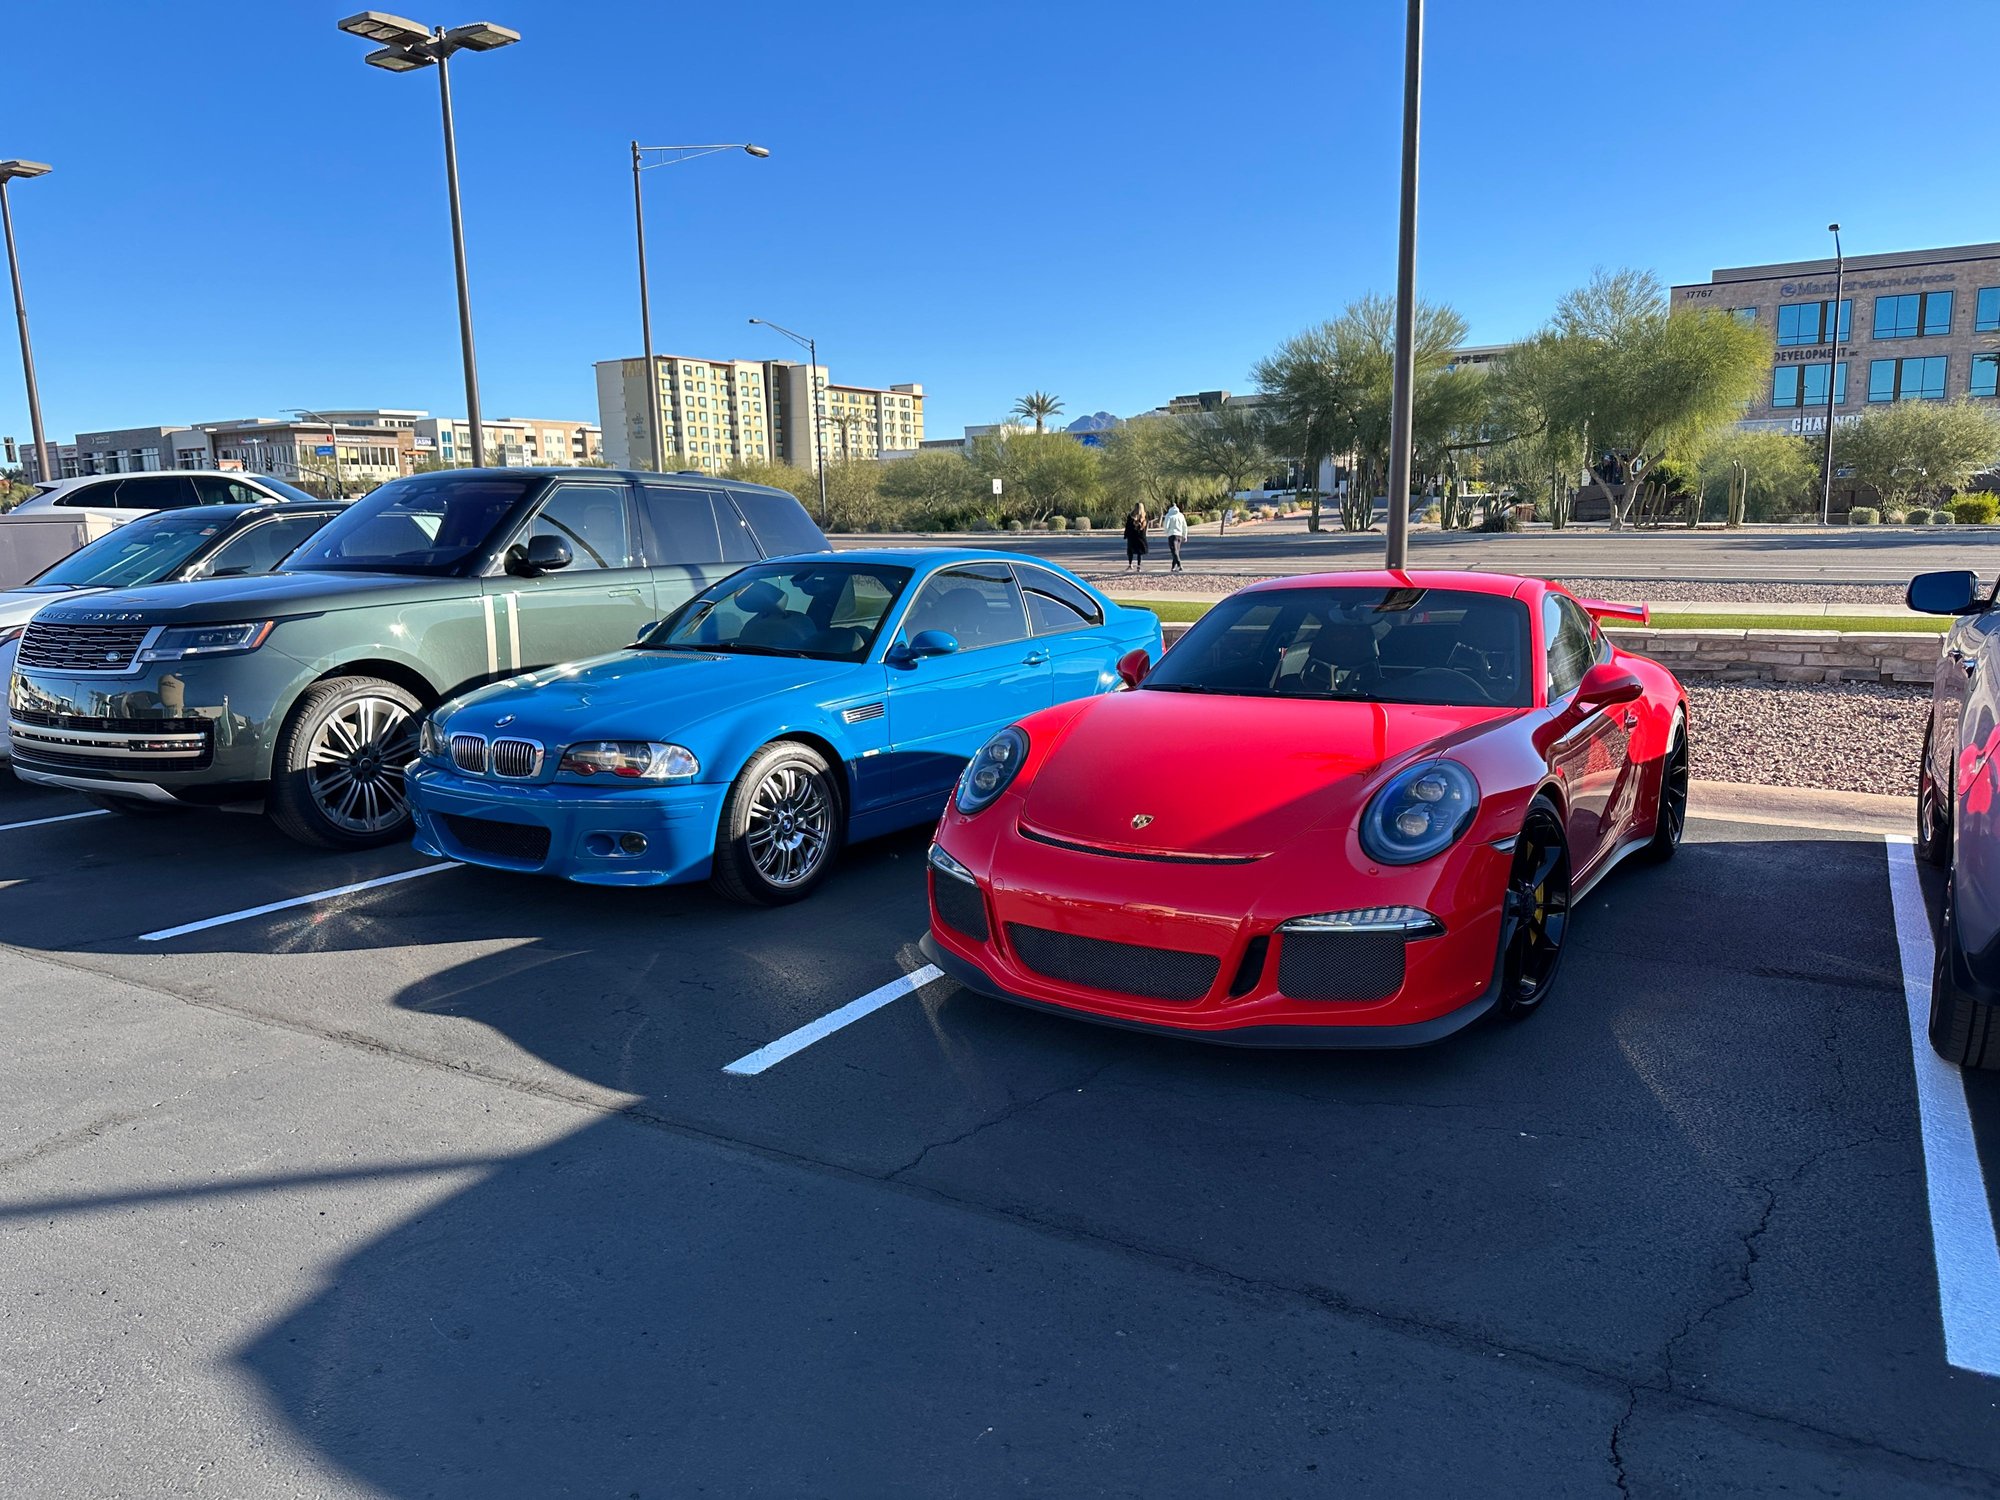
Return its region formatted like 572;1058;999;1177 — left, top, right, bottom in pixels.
1884;835;2000;1377
0;809;111;834
138;861;462;943
723;964;944;1076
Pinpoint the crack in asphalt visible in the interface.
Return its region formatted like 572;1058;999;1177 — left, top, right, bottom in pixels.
7;941;1995;1492
1608;1385;1639;1497
886;1060;1117;1180
0;1104;164;1178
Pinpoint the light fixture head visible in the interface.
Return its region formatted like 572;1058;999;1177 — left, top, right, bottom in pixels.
445;20;520;50
365;43;433;70
337;10;431;45
0;160;53;181
1828;221;1841;233
743;144;771;158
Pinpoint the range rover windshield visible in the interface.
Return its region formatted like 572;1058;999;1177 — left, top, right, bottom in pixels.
1142;586;1533;707
639;561;914;662
279;472;538;576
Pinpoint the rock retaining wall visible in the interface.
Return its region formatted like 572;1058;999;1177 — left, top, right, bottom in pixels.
1154;620;1941;687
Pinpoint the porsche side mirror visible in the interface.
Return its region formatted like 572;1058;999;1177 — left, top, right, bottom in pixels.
1116;647;1152;689
1575;662;1643;710
507;534;572;576
1907;569;1984;616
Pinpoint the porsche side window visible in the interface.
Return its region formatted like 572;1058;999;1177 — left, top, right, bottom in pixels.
1544;596;1592;699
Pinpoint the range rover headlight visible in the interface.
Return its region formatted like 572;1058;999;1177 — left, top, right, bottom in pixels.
556;741;699;782
135;620;274;663
955;725;1028;815
1360;760;1479;866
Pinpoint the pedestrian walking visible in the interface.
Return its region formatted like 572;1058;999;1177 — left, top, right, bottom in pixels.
1123;505;1149;572
1162;502;1187;572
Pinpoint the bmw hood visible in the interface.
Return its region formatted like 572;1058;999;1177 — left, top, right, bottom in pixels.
437;648;860;744
1016;689;1518;859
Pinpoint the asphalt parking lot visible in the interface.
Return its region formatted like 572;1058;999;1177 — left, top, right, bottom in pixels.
3;776;1999;1497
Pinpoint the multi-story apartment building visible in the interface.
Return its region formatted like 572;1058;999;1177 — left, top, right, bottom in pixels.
412;415;601;469
596;356;923;472
1672;242;2000;435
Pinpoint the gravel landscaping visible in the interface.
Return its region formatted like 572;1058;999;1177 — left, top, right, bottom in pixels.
1685;680;1928;798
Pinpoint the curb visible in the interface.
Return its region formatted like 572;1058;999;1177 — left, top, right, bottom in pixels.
1691;779;1908;836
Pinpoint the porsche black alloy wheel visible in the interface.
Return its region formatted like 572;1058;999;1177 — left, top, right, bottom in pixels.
1497;802;1571;1020
1645;713;1689;862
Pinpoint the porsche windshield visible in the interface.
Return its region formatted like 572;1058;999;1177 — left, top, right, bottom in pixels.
1144;586;1533;707
641;561;914;662
280;472;537;575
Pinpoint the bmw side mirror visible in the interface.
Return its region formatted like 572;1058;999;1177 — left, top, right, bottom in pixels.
908;629;959;658
1575;662;1643;710
508;534;573;576
1116;648;1152;689
1908;569;1984;616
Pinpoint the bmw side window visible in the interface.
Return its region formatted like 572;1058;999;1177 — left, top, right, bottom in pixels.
523;484;631;572
1015;565;1102;634
902;567;1030;649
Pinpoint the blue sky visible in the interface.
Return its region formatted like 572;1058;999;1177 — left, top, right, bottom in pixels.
3;0;1993;449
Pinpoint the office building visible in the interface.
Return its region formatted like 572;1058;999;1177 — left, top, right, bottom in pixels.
596;356;923;472
201;416;416;491
1672;242;2000;434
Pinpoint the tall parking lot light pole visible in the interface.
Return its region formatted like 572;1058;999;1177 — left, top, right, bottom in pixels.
0;160;54;485
1820;223;1844;527
335;12;517;470
1383;0;1422;570
748;317;828;524
631;143;770;474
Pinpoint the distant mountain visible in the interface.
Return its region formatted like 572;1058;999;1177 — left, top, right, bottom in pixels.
1064;411;1122;433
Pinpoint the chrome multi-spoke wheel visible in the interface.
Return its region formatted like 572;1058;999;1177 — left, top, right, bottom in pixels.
712;742;843;906
1497;804;1571;1019
307;696;417;836
269;675;425;849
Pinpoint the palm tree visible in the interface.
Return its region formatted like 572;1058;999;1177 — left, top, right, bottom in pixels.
1012;390;1064;435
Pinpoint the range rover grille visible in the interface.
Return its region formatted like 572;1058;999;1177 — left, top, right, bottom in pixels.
17;621;152;673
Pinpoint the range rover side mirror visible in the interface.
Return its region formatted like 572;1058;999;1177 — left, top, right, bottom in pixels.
1907;569;1985;616
507;534;573;577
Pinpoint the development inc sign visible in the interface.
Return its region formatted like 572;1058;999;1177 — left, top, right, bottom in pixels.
1740;414;1861;436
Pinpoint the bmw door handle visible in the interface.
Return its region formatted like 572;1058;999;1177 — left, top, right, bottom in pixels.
1024;649;1051;666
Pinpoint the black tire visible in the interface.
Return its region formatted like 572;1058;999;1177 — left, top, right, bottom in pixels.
1644;711;1689;863
1495;799;1572;1021
267;675;424;850
709;741;844;906
1931;881;2000;1070
1917;719;1952;868
81;792;188;818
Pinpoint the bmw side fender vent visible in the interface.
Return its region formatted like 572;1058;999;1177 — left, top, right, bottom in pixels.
842;702;886;724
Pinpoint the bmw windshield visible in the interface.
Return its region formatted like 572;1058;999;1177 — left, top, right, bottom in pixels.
280;472;538;576
640;561;914;662
1143;586;1533;707
30;510;234;589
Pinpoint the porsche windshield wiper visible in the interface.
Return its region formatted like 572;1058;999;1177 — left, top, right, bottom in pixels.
1142;682;1225;694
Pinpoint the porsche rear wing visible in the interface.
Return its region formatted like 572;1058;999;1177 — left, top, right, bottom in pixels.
1577;598;1650;626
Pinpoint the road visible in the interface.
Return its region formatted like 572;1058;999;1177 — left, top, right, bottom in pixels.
838;518;2000;585
2;774;1997;1497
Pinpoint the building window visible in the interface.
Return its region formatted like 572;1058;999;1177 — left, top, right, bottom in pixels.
1977;288;2000;333
1873;291;1952;339
1775;299;1849;346
1973;354;1999;399
1868;355;1948;402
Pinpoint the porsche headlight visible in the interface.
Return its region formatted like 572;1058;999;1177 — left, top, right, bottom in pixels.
135;621;274;663
556;740;699;782
1360;760;1479;865
955;725;1028;815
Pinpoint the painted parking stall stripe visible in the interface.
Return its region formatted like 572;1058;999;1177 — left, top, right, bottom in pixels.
139;861;462;943
1884;835;2000;1377
724;964;944;1076
0;809;111;834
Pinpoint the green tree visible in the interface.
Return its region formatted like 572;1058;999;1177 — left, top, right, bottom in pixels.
1539;268;1771;530
877;449;984;525
1011;390;1065;435
1833;400;2000;511
1099;415;1198;515
1169;405;1270;533
971;431;1098;522
1689;428;1819;525
1485;332;1589;528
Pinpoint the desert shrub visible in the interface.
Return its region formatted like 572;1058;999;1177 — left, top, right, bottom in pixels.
1953;492;2000;524
1478;506;1523;533
1847;506;1880;525
968;517;997;533
1071;516;1093;531
1004;519;1026;531
1048;514;1068;531
1905;507;1932;525
1933;509;1955;524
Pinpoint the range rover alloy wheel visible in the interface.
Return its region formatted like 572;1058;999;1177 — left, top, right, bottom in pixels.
268;675;424;849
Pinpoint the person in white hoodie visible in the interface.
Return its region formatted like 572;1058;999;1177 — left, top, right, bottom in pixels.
1162;503;1188;572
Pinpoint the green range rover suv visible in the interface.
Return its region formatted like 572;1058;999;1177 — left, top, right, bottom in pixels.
6;467;830;847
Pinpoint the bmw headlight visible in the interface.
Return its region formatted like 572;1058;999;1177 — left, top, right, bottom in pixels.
556;741;699;782
955;725;1028;815
1360;760;1479;865
135;621;274;663
418;717;445;761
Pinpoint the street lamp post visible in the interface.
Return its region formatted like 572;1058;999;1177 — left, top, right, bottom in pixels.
1820;222;1844;526
1383;0;1423;570
631;143;769;474
0;160;54;484
286;409;343;496
336;12;518;469
748;317;828;524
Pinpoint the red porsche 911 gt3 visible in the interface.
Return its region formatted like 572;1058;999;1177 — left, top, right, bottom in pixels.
920;571;1689;1047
